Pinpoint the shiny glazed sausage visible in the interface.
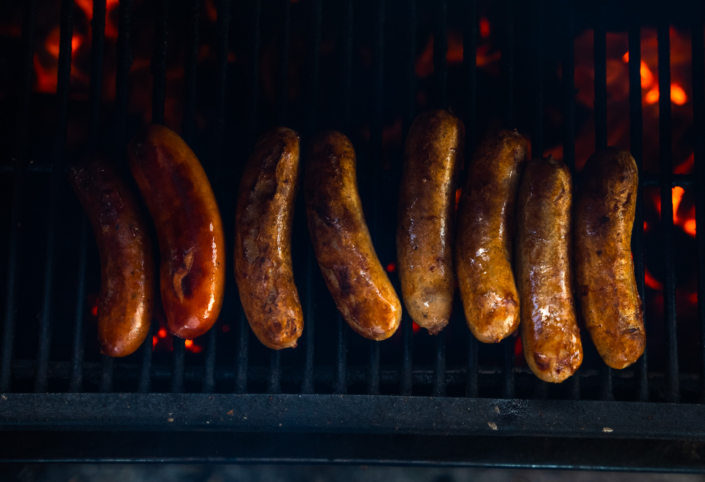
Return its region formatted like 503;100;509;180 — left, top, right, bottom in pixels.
68;155;155;357
128;124;225;340
515;156;582;383
397;110;464;334
456;129;527;343
305;131;402;341
235;127;303;350
574;147;645;369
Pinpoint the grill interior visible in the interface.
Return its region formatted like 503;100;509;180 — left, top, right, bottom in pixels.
1;0;705;466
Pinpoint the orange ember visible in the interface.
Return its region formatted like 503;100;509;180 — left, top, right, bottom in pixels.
158;328;167;338
645;266;664;290
412;322;421;334
385;262;396;273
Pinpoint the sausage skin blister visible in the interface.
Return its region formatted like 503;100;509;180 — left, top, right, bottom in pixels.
397;110;464;334
305;131;401;341
128;125;225;340
515;156;583;383
235;127;304;350
575;147;645;369
68;155;155;357
456;130;527;343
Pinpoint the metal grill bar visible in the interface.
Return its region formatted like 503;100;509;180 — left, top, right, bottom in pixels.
693;4;705;404
501;0;515;399
247;0;261;143
594;0;607;150
235;311;249;394
434;0;448;109
151;0;168;126
276;0;291;125
172;338;185;393
658;16;679;403
562;0;579;401
100;356;113;393
367;0;385;397
430;0;449;398
268;0;292;392
268;350;282;394
593;0;613;402
87;0;110;394
334;0;353;396
202;329;216;393
69;220;89;393
114;0;133;149
501;0;514;129
36;0;75;394
334;314;347;394
628;5;648;402
399;0;415;398
301;0;323;396
463;0;478;399
1;0;37;393
531;0;547;400
181;0;200;145
137;324;153;393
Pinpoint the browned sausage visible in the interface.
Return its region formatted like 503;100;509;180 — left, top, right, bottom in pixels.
575;147;645;369
515;156;582;383
456;129;527;343
68;155;155;357
128;125;225;340
305;131;402;340
235;127;303;350
397;110;464;334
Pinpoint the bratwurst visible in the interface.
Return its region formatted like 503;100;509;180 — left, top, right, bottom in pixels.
305;131;401;341
397;110;464;334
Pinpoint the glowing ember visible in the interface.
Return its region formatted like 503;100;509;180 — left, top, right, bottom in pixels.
480;17;491;39
158;328;167;338
412;322;421;334
671;83;687;105
385;262;396;273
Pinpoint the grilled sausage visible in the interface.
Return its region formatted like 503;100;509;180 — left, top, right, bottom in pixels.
305;131;402;340
515;156;582;383
575;147;645;369
397;110;464;334
128;125;225;340
456;129;527;343
68;155;155;357
235;128;303;350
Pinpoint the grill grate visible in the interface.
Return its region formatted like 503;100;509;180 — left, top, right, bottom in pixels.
1;0;705;466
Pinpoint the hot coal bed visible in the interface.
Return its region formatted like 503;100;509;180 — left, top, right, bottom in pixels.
0;0;705;470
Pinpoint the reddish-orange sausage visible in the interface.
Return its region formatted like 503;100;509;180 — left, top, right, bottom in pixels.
574;147;645;369
235;127;303;350
397;110;464;334
305;131;402;341
128;125;225;340
68;155;155;357
456;129;527;343
515;156;582;383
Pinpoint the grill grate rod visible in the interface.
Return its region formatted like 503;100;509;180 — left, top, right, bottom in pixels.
463;0;479;399
1;0;37;393
35;0;75;394
399;0;415;398
628;3;648;402
593;0;613;402
693;4;705;403
334;0;354;396
500;0;515;399
658;14;679;403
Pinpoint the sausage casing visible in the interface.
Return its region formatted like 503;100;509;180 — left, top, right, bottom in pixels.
515;156;583;383
235;127;304;350
128;125;225;340
68;155;155;357
397;110;464;334
456;129;527;343
575;147;645;369
305;131;402;340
